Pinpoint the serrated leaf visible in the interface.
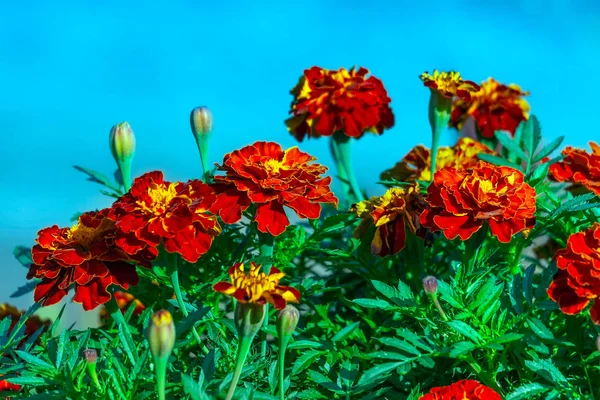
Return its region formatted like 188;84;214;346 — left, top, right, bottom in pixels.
526;317;554;340
528;162;549;187
378;337;420;356
356;362;402;387
292;350;325;374
524;359;568;385
437;281;463;309
447;321;482;343
520;117;535;157
550;192;597;219
352;298;391;309
13;246;33;269
287;340;322;350
6;375;48;386
54;329;68;368
182;373;210;400
332;321;360;342
396;328;433;352
268;361;278;395
448;341;475;357
496;131;528;163
175;307;210;337
15;350;56;371
307;370;344;393
10;280;39;298
506;383;550;400
478;153;522;171
369;351;409;361
533;136;564;163
523;265;536;305
117;323;137;365
319;213;354;234
493;333;524;344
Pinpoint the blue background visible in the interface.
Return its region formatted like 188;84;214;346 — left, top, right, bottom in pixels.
1;0;599;324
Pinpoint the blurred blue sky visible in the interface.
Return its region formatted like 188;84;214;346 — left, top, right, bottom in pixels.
1;0;599;313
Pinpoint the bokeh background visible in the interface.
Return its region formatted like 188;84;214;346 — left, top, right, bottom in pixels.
1;0;599;328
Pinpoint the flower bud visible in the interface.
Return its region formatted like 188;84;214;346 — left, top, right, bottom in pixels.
109;122;136;163
234;302;265;339
83;348;97;364
190;106;213;137
422;276;438;294
276;305;299;338
146;310;175;360
596;336;600;353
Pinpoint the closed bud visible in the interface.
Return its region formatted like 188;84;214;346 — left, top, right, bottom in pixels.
422;276;438;295
276;305;299;338
83;348;97;364
190;106;213;137
146;310;175;360
109;122;136;163
234;302;265;339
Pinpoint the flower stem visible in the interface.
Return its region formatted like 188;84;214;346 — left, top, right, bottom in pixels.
429;126;442;182
105;289;127;327
277;333;291;400
225;335;254;400
118;162;132;192
86;363;102;393
258;232;274;357
426;92;451;182
196;136;211;183
331;131;364;203
329;135;351;207
154;357;168;400
432;295;448;321
509;243;525;276
167;252;209;355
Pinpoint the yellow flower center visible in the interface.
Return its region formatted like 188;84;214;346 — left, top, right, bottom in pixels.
151;310;173;327
263;159;285;175
140;183;178;214
67;218;113;249
231;263;281;303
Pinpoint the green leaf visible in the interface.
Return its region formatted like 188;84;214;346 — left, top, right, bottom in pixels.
182;373;211;400
369;351;409;361
287;340;322;350
523;265;536;305
175;307;210;337
506;383;550;400
493;333;524;344
378;337;420;356
550;193;598;218
477;153;522;170
396;328;433;352
117;323;138;365
520;117;535;158
495;131;528;163
292;350;325;374
268;361;278;395
73;166;117;189
13;246;33;269
15;350;56;371
6;375;49;386
371;280;400;301
332;321;360;342
533;136;564;163
447;321;482;343
526;317;554;340
352;298;391;309
448;341;475;357
524;359;568;386
54;329;68;369
318;213;354;234
437;281;464;309
10;280;39;298
356;362;402;387
307;370;344;393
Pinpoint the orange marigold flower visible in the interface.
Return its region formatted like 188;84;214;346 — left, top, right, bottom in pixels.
547;223;600;324
381;138;494;182
451;77;530;138
420;161;536;243
110;171;221;263
99;291;145;321
27;209;155;311
350;184;427;256
419;70;480;101
211;141;338;236
213;262;300;310
419;379;501;400
549;142;600;196
285;66;394;141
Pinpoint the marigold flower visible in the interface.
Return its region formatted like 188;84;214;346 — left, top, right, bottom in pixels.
420;161;536;243
211;141;338;236
549;142;600;196
213;262;300;310
99;291;145;321
419;70;480;101
285;66;394;141
27;209;155;311
451;77;530;138
0;377;20;392
419;379;501;400
110;171;221;263
381;138;494;182
351;184;427;256
547;223;600;324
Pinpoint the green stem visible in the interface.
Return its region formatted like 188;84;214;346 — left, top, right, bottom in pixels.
118;162;132;192
105;289;127;327
258;232;274;357
154;357;167;400
196;136;211;183
427;92;451;182
225;335;254;400
329;136;351;208
278;334;291;400
429;126;442;182
167;252;210;355
466;355;503;395
86;363;102;393
432;295;448;321
509;243;526;276
332;131;364;203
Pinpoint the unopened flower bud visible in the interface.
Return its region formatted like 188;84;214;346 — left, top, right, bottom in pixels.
190;106;213;137
109;122;136;163
83;349;97;364
596;336;600;353
146;310;175;360
276;305;299;338
234;302;265;339
422;276;438;294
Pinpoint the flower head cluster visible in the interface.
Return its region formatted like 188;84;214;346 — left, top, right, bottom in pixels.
450;77;530;138
213;262;300;310
110;171;221;263
27;209;155;311
211;141;338;236
351;184;427;256
420;161;536;243
549;142;600;196
381;138;494;182
285;66;394;141
548;223;600;324
419;70;480;101
419;379;501;400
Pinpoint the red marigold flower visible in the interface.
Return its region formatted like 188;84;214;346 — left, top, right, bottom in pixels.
350;184;427;256
213;261;300;310
419;70;480;101
285;66;394;141
450;77;530;138
211;141;338;236
547;223;600;324
99;291;145;321
549;142;600;196
381;138;494;182
27;209;155;311
420;161;536;243
110;171;221;263
419;379;501;400
0;377;21;392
